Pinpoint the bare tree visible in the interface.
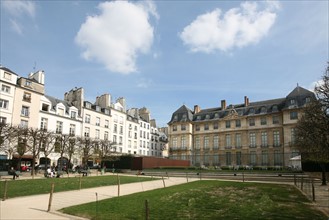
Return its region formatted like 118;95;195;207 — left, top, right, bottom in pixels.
78;137;94;167
0;123;16;160
296;63;329;185
66;135;77;173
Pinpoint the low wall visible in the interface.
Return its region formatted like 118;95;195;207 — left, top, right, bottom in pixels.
131;157;190;170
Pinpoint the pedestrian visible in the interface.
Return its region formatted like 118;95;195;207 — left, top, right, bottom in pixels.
10;167;19;180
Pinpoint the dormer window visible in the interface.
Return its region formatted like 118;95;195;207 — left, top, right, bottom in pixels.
249;108;255;115
196;115;201;120
3;72;11;80
272;105;278;112
25;80;32;87
305;97;311;103
71;111;76;119
85;102;91;109
205;114;210;119
174;115;178;121
260;107;267;114
58;108;64;116
42;103;49;111
290;99;296;105
96;106;101;112
214;113;219;118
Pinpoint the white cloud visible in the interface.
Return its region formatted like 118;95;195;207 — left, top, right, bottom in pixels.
179;1;280;53
9;19;23;35
75;1;157;74
137;78;153;88
3;0;36;17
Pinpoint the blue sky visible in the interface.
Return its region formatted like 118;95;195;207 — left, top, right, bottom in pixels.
1;0;328;127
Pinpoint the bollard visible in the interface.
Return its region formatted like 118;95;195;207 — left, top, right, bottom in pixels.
186;172;189;183
145;199;149;220
117;173;120;197
79;176;82;190
312;178;315;202
47;183;55;212
2;180;8;201
162;176;166;188
95;192;98;219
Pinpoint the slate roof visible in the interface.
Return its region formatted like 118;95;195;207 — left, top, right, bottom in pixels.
0;66;18;75
45;95;73;114
168;86;315;124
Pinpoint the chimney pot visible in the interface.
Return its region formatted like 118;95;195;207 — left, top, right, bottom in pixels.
221;100;226;110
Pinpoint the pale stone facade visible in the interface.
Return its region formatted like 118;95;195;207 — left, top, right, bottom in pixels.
168;86;314;169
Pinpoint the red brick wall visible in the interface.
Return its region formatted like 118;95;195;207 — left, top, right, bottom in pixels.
131;157;190;170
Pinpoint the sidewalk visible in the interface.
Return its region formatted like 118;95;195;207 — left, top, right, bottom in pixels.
0;175;196;220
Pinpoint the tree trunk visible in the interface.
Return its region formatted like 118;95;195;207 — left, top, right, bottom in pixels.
320;163;327;185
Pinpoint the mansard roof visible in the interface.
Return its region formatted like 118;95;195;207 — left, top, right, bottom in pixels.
168;86;315;124
0;66;18;75
45;95;73;114
168;105;193;124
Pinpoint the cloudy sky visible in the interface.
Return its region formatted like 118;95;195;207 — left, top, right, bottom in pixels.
1;0;328;127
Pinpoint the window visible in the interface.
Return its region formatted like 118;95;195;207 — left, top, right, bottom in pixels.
95;129;100;139
71;111;76;119
291;128;296;145
225;134;231;148
260;107;267;114
181;124;186;131
235;120;241;128
213;122;218;129
70;124;76;136
40;118;48;130
85;114;90;123
290;111;298;120
84;127;90;137
3;72;11;80
23;92;31;102
260;117;267;125
226;152;232;166
236;152;242;165
114;124;117;133
204;136;209;149
0;99;9;109
262;150;268;166
272;115;279;124
25;80;32;87
181;136;186;148
195;137;200;149
250;151;256;165
249;118;255;126
172;137;177;148
290;99;296;106
195;125;200;131
20;120;28;128
104;131;109;140
58;108;64;116
249;108;255;115
0;117;7;124
261;132;268;147
113;135;117;143
42;104;49;111
204;124;209;130
120;126;123;134
249;133;256;148
274;150;282;166
273;131;280;147
173;125;177;131
105;120;109;128
1;85;10;93
213;135;219;149
235;133;241;148
56;121;63;134
21;106;29;117
226;121;231;128
96;117;100;126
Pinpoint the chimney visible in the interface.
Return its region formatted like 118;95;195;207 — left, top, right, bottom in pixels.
221;100;226;110
244;96;249;107
194;105;200;114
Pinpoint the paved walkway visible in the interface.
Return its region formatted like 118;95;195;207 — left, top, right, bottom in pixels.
0;174;196;220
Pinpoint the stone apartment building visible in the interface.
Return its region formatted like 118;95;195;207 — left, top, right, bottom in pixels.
0;66;166;166
168;86;315;169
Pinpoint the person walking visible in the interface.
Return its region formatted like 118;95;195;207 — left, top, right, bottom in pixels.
10;167;19;180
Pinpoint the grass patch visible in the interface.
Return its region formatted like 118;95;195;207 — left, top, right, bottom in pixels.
0;175;155;199
61;180;326;220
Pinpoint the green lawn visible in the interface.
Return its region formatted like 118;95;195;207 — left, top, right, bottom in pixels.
0;175;155;199
61;180;327;220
